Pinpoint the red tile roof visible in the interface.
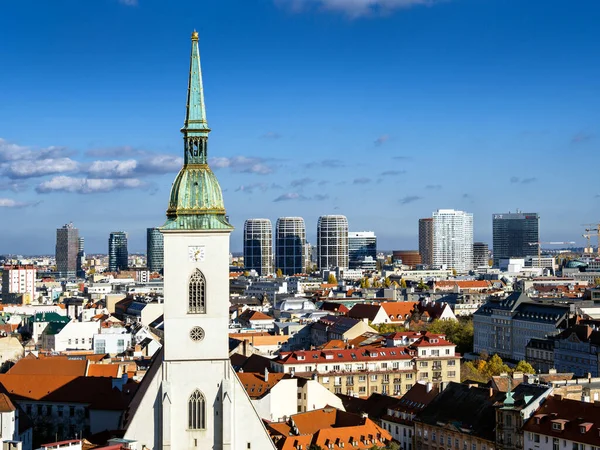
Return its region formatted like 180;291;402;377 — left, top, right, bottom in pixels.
277;346;413;365
238;372;287;399
8;358;87;377
523;396;600;446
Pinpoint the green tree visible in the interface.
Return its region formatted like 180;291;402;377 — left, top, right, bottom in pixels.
594;277;600;287
364;277;371;288
513;360;536;374
482;354;511;377
425;318;474;355
327;273;337;284
460;361;489;383
276;268;283;278
417;279;428;291
384;277;391;288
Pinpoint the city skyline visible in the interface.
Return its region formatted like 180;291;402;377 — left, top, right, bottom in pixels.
1;0;599;254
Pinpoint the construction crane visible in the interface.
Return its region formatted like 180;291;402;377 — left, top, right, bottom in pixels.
582;223;600;256
528;241;576;268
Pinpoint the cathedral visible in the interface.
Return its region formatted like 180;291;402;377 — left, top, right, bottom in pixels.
122;31;276;449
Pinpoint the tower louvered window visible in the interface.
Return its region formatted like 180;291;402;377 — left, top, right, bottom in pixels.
188;389;206;430
188;269;206;313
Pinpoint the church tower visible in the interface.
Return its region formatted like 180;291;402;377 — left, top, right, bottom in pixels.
123;32;275;450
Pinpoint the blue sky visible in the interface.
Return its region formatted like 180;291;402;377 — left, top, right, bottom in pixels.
1;0;599;255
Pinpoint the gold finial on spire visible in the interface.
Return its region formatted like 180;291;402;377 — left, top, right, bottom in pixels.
191;30;199;41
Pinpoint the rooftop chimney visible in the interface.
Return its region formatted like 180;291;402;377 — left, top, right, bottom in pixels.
426;382;433;393
264;367;269;382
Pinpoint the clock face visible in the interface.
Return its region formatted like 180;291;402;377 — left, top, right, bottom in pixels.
188;246;206;262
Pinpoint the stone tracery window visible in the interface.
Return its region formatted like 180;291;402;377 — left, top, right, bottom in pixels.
189;269;206;314
188;389;206;430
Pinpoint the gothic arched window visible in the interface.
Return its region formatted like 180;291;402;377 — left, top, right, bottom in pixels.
188;389;206;430
188;269;206;314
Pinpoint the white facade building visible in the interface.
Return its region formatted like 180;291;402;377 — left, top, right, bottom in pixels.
49;321;100;352
93;327;132;354
1;265;36;304
122;31;275;449
432;209;473;273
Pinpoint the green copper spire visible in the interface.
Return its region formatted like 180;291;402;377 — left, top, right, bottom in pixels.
162;31;233;231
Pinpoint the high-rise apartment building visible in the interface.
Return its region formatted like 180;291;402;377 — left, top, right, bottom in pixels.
433;209;474;272
418;218;434;266
275;217;306;276
108;231;128;272
146;227;164;273
243;219;273;276
473;242;489;268
317;215;349;271
348;231;377;269
2;265;36;304
56;223;79;278
492;212;539;266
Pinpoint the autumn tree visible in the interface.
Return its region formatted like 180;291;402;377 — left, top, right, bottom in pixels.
276;268;283;278
514;360;536;374
400;278;407;288
327;273;337;284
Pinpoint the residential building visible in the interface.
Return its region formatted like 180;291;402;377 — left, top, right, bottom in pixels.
349;231;377;269
525;338;555;373
108;232;128;272
495;383;553;450
492;212;539;266
275;217;306;275
272;333;460;397
93;326;132;355
522;396;600;450
42;321;100;352
237;310;275;330
121;31;276;449
310;315;377;347
243;218;273;276
56;223;79;278
414;383;504;450
265;407;392;450
419;218;434;266
473;242;489;268
433;209;474;272
473;292;571;360
317;215;349;271
2;265;36;304
380;381;439;449
347;302;417;326
238;369;344;421
551;324;600;377
146;227;164;273
0;392;33;450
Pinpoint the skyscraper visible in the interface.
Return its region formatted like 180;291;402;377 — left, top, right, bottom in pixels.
108;231;128;272
77;237;85;277
433;209;474;272
348;231;377;269
418;218;434;266
146;227;164;273
492;212;539;266
275;217;306;275
317;215;349;271
473;242;489;268
122;31;274;448
243;219;273;275
56;223;79;278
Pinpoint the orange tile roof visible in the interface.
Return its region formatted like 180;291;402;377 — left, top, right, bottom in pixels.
381;302;417;320
8;358;87;377
277;434;312;450
0;374;78;400
237;372;287;399
0;393;16;412
87;364;120;378
321;339;345;349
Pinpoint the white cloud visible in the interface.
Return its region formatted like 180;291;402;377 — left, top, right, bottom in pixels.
137;155;183;174
277;0;440;17
36;176;145;194
0;198;30;208
3;158;79;179
209;156;274;175
87;159;138;178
